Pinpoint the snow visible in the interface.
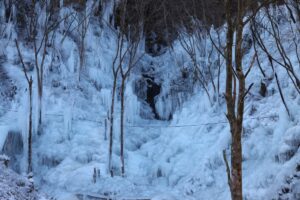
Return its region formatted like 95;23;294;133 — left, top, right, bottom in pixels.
151;194;178;200
0;2;299;200
0;160;48;200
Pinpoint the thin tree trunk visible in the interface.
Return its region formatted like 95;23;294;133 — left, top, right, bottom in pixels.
224;0;244;199
15;39;34;174
34;53;42;128
231;1;244;199
228;0;246;199
34;37;47;136
38;91;42;134
120;78;125;177
79;30;85;81
104;118;107;141
217;54;221;97
28;78;33;174
224;0;235;132
39;43;44;128
108;76;117;177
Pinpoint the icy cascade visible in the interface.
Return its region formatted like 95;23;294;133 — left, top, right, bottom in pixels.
0;55;17;116
133;55;195;121
0;2;299;200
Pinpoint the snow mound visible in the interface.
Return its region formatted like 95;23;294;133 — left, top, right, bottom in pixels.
0;159;47;200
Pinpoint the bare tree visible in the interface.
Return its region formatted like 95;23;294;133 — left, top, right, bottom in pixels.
177;29;210;101
26;1;64;135
115;0;145;177
119;42;142;176
108;25;122;178
174;0;227;105
102;0;124;178
223;1;275;199
76;1;97;81
15;40;33;174
251;1;300;116
106;0;145;177
290;0;300;21
78;9;88;82
59;1;98;82
25;0;77;136
119;35;143;177
223;1;245;198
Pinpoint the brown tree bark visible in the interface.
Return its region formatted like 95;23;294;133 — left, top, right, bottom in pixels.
224;0;245;199
230;2;245;199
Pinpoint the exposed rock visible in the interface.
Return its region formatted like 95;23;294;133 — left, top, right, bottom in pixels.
259;81;267;97
134;71;161;120
1;130;24;173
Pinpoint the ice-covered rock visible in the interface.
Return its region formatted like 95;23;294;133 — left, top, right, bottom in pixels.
276;126;300;163
1;130;23;173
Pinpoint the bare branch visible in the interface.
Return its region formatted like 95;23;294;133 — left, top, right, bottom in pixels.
223;149;232;191
15;39;30;83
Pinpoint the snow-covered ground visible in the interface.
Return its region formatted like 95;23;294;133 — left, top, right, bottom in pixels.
0;2;300;200
0;156;48;200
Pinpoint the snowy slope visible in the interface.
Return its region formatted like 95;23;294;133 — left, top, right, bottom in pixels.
0;2;300;200
0;156;48;200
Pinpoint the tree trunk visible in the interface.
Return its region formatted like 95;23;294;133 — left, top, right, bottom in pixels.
15;39;34;174
79;23;85;82
28;78;33;174
35;57;42;131
104;118;107;140
108;76;117;177
38;86;42;134
40;51;44;127
231;1;245;198
120;78;125;177
224;0;245;199
34;41;45;136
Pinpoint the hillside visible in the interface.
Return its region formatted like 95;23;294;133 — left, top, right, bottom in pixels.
0;1;300;200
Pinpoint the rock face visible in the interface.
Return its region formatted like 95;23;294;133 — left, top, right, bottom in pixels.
1;131;24;173
134;72;161;120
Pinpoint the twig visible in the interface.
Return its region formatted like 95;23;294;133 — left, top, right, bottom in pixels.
223;149;232;190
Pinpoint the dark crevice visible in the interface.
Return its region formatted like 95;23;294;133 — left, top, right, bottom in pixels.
143;74;161;120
